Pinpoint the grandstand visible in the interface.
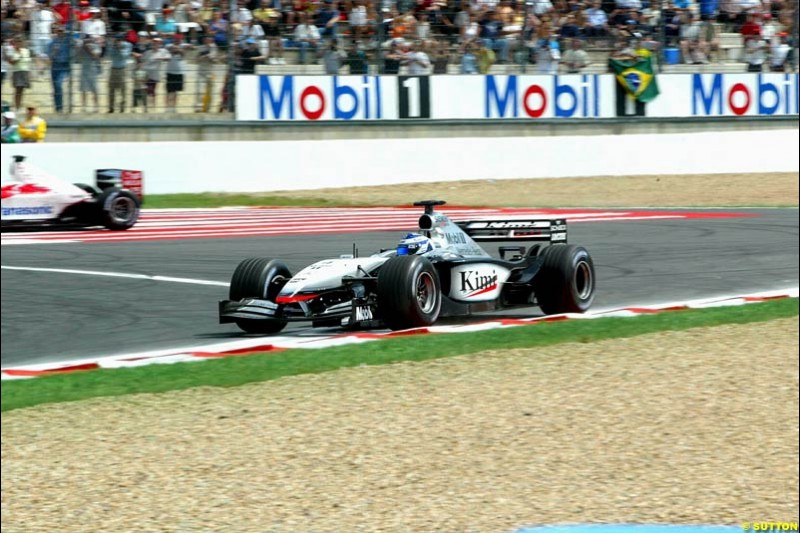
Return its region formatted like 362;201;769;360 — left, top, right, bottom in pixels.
0;0;797;116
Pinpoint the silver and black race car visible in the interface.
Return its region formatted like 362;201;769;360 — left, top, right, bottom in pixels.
219;200;596;333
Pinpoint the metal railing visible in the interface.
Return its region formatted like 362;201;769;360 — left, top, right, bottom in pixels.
1;0;797;117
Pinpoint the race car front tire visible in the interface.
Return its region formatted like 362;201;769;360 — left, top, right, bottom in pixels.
377;255;442;330
229;258;291;334
534;244;596;315
96;188;140;231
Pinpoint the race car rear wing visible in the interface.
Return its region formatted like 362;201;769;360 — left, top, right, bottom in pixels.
456;218;567;243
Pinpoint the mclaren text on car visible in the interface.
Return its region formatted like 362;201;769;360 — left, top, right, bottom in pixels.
219;200;596;333
1;155;142;231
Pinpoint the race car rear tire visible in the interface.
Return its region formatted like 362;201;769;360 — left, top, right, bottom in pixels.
96;188;140;231
534;244;596;315
230;258;291;334
377;255;442;330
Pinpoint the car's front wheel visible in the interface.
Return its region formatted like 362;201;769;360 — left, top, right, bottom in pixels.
377;255;442;330
230;258;291;334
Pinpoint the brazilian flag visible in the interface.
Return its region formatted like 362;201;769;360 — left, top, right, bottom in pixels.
609;55;660;103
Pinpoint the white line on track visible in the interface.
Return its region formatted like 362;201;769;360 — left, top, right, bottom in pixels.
0;265;229;286
2;286;796;374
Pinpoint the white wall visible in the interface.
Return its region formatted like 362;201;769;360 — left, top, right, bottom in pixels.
2;129;798;195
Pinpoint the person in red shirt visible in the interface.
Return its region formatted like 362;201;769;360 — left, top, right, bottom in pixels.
52;0;73;27
740;13;762;38
75;0;93;23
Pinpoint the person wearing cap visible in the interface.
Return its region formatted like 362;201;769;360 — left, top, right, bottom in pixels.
47;24;71;113
18;106;46;143
743;33;767;72
263;10;284;65
239;37;266;74
155;7;178;37
76;0;94;22
81;6;107;39
1;111;20;144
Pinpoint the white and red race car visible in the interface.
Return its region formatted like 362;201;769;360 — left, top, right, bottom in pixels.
1;155;142;231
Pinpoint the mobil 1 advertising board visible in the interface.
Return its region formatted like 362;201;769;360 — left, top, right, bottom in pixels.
235;74;616;120
235;72;798;121
646;73;798;117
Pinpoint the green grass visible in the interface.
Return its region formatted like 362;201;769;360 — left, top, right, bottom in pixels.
144;193;360;209
2;298;797;413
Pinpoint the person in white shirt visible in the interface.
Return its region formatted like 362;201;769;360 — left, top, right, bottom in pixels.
769;32;791;71
616;0;642;9
1;42;9;91
536;37;559;74
349;0;368;43
142;37;171;109
744;35;766;71
165;40;190;113
680;12;709;63
584;1;609;42
561;38;589;72
760;13;783;43
532;0;554;16
402;40;431;75
7;38;32;112
293;12;321;65
29;2;56;78
81;7;107;39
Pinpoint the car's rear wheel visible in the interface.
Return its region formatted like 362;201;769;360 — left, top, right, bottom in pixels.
230;258;291;334
534;244;596;315
377;255;441;330
96;188;140;231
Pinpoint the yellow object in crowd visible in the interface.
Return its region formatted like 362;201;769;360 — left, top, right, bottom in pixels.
18;111;47;143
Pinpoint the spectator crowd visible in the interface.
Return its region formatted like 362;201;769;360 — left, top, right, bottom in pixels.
0;0;797;114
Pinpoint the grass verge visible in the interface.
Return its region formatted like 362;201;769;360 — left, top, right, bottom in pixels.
144;194;359;209
3;298;797;413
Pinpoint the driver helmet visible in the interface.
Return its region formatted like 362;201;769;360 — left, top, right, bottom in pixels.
397;232;433;255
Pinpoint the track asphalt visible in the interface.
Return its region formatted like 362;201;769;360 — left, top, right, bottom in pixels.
2;208;797;367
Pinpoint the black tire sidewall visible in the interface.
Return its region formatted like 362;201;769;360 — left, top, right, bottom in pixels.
97;188;140;230
229;258;290;302
229;258;291;334
378;255;441;329
535;245;596;314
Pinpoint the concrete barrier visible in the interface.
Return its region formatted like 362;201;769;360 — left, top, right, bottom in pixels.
3;129;797;194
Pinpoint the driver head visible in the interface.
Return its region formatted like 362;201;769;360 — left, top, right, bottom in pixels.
397;233;433;255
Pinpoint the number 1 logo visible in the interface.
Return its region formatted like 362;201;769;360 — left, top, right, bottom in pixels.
398;76;431;119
